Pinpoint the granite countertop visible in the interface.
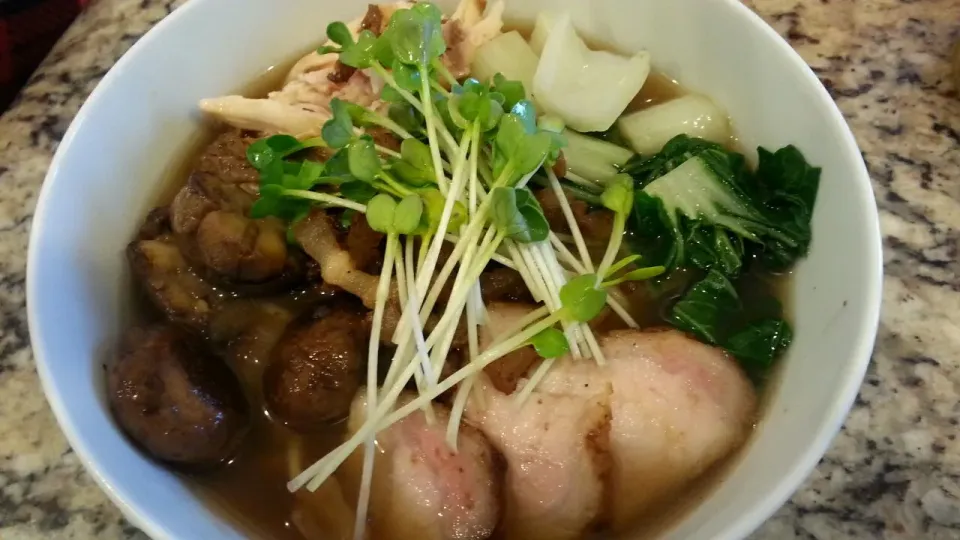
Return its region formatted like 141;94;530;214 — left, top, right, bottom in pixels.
1;0;958;538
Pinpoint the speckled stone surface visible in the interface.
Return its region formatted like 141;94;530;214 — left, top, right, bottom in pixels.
1;0;959;538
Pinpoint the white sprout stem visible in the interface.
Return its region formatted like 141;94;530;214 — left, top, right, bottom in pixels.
550;234;640;329
370;115;415;141
387;133;472;347
375;144;402;160
411;220;493;348
514;358;555;407
489;305;551;348
545;168;595;272
419;66;449;195
596;212;628;281
354;231;397;540
292;310;566;493
370;62;457;151
536;241;600;360
565;170;603;191
417;234;432;280
503;240;547;303
402;237;437;405
283;190;367;213
425;230;505;378
446;233;515;269
517;243;552;306
535;241;587;349
528;242;583;358
413;130;472;300
428;227;500;340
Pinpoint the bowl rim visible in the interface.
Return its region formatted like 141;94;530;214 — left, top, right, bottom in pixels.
26;0;883;538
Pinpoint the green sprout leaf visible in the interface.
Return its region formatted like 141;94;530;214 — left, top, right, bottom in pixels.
491;187;549;243
347;135;382;183
493;114;552;183
388;6;446;67
601;174;635;215
366;194;397;233
340;180;378;203
603;254;642;278
393;194;424;234
493;73;525;110
340;30;379;69
288;160;325;190
449;79;503;131
560;274;608;323
414;188;466;235
327;21;353;46
392;62;423;93
246;134;326;171
392;138;435;186
529;327;570;359
322;98;356;149
510;100;538;133
388;102;423;134
601;265;667;288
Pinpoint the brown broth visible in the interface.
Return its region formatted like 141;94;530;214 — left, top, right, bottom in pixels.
139;29;793;540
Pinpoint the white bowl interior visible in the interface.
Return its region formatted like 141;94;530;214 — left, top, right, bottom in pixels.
27;0;882;538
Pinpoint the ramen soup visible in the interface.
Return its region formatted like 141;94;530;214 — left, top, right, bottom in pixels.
107;2;820;539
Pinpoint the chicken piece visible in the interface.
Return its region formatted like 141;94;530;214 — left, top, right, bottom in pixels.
465;380;610;540
199;0;504;136
293;209;382;309
341;393;501;540
539;329;757;530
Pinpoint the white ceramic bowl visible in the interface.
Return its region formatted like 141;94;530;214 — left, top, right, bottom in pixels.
27;0;883;538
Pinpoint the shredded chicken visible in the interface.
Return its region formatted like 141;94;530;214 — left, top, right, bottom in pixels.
293;209;382;309
198;0;504;137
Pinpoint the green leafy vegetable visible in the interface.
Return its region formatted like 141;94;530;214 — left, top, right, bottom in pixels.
625;135;819;276
491;187;549;243
669;269;740;345
388;6;445;67
725;318;792;372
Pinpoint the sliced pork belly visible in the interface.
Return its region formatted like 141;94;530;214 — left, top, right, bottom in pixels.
340;393;501;540
466;380;610;540
468;303;757;535
539;328;757;530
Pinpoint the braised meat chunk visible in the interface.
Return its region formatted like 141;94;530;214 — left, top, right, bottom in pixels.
107;325;250;469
